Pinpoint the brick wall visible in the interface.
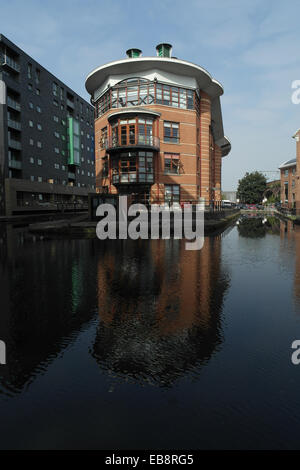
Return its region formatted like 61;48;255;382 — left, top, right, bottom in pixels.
94;93;221;204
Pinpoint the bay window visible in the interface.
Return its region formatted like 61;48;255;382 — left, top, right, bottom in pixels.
111;151;154;184
95;78;199;118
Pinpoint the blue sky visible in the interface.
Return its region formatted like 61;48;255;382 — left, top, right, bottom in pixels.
1;0;300;190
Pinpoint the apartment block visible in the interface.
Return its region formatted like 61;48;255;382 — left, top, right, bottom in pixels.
0;34;96;215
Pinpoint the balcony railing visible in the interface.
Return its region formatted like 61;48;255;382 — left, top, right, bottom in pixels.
66;99;74;108
8;159;22;170
112;172;154;184
2;56;20;72
104;135;160;151
8;138;21;150
8;119;21;131
7;97;21;111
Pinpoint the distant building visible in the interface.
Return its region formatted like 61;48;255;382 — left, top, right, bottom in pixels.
222;191;237;203
0;34;96;216
279;157;297;209
267;179;280;187
85;43;230;206
279;129;300;211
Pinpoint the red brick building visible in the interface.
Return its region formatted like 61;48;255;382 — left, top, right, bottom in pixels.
85;44;230;205
279;129;300;211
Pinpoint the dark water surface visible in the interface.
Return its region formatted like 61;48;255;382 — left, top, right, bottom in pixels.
0;215;300;449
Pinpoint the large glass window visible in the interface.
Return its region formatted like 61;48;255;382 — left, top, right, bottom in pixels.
138;152;154;183
165;184;180;204
284;182;288;202
100;127;108;149
109;117;154;147
28;63;32;79
111;151;154;184
102;159;109;177
53;82;58;96
164;153;180;174
164;121;179;143
138;118;153;145
95;78;199;117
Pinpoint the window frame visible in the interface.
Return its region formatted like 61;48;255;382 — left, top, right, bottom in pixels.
164;184;180;204
95;79;199;118
164;153;180;174
164;121;179;143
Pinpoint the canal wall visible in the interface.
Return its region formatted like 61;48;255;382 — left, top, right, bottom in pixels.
275;210;300;225
28;210;241;238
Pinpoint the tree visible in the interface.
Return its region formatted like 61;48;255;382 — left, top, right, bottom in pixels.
237;171;267;204
264;181;281;203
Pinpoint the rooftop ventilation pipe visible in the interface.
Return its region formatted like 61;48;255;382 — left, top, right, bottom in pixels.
156;43;172;57
126;48;142;58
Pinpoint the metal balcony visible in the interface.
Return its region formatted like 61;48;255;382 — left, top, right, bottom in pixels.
67;99;74;109
7;97;21;112
8;138;21;150
8;119;21;131
2;56;20;73
112;172;154;184
104;135;160;152
8;159;22;170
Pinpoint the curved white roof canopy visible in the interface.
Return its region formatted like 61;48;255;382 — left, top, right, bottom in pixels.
279;158;296;169
86;57;230;156
86;57;223;97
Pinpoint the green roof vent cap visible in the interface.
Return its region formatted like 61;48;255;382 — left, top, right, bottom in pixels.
126;48;142;58
156;43;172;58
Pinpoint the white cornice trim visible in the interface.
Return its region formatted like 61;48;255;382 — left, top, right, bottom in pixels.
85;57;223;98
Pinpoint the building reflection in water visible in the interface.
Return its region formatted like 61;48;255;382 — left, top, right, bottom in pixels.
0;223;230;395
92;236;230;387
237;215;300;312
0;224;98;396
237;215;280;238
279;218;300;309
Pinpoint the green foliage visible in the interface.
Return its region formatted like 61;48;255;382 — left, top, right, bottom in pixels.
265;181;281;203
237;218;266;238
267;193;280;203
237;216;280;238
237;171;267;204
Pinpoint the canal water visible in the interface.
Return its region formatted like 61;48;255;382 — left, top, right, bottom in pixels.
0;215;300;450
